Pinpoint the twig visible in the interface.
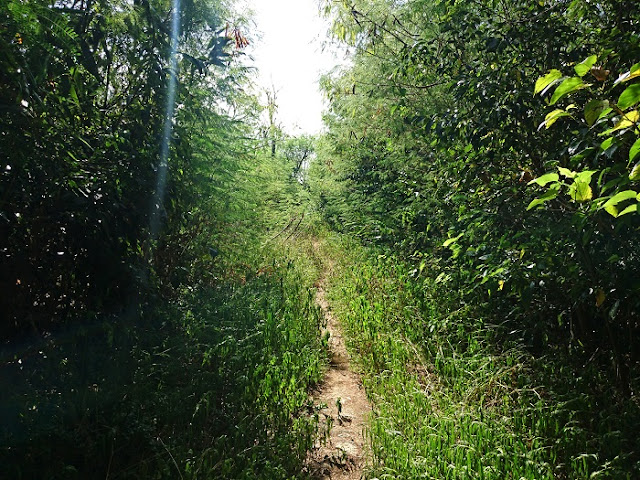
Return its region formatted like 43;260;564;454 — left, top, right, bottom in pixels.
285;212;305;240
156;436;184;480
267;215;298;242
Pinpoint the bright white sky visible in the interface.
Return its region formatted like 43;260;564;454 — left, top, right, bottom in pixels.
241;0;344;135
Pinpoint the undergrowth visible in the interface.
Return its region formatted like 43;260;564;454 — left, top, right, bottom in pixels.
318;233;640;479
1;238;325;479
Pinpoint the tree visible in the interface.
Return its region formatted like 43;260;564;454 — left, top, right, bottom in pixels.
315;0;640;400
282;135;315;183
264;84;283;157
0;0;252;335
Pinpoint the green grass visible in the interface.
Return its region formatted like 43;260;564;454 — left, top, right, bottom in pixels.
317;232;640;479
4;215;639;479
1;239;326;479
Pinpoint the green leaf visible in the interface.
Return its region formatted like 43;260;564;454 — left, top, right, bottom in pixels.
618;203;638;216
584;99;609;126
526;185;560;210
602;190;638;217
596;288;606;307
629;162;640;181
630;138;640;163
574;55;598;77
558;167;576;178
550;77;589;105
565;171;596;203
600;137;615;151
442;233;463;248
615;62;640;84
601;177;625;195
597;169;608;188
569;180;593;202
69;83;79;106
540;109;571;129
598;107;614;123
534;69;562;95
575;170;596;183
617;84;640;110
571;147;596;164
601;110;640;136
604;204;618;217
528;172;559;186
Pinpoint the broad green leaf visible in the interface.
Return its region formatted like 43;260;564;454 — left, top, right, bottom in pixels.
540;109;571;129
600;137;615;151
442;233;463;248
534;69;562;95
598;107;614;122
574;55;598;77
575;170;596;183
602;190;638;216
615;62;640;84
584;99;609;126
571;147;596;164
550;77;589;105
526;185;560;210
629;162;640;181
618;203;638;216
601;176;626;195
630;138;640;163
528;172;559;186
601;110;640;136
526;197;550;211
617;84;640;110
558;167;576;178
569;180;593;202
604;203;619;217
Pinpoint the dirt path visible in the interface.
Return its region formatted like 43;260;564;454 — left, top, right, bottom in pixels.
306;241;371;480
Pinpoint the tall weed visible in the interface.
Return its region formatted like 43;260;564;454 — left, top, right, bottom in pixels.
319;233;640;479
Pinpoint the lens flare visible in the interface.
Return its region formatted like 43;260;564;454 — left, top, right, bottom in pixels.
150;0;181;239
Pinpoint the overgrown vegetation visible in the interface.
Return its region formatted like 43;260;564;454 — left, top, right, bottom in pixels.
4;0;640;477
0;0;259;334
318;234;640;478
314;0;640;378
309;0;640;477
1;0;326;477
2;128;325;478
2;237;325;478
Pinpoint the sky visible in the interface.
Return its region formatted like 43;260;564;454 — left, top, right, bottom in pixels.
241;0;344;135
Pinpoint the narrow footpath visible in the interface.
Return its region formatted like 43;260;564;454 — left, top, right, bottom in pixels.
306;241;371;480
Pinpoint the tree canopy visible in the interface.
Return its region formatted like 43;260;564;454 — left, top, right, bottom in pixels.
1;0;255;335
314;0;640;380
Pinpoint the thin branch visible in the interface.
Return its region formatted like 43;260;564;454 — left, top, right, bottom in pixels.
156;436;184;480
